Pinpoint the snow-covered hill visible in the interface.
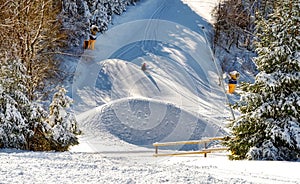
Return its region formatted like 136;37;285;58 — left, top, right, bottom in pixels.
72;96;227;152
71;0;233;151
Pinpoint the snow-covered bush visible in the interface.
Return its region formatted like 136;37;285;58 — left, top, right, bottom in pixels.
48;88;81;151
226;0;300;161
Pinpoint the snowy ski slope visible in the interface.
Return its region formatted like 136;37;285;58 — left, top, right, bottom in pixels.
71;0;233;152
2;1;299;184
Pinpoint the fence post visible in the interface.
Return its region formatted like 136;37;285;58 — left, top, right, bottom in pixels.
204;142;207;157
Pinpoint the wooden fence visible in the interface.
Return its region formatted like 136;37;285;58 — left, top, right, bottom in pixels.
153;137;229;157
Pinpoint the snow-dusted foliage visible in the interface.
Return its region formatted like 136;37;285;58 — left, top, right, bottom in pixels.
0;59;52;150
226;0;300;160
212;0;259;81
48;88;81;151
0;59;80;151
61;0;139;48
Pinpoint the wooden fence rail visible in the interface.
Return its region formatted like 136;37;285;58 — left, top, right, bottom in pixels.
153;136;229;157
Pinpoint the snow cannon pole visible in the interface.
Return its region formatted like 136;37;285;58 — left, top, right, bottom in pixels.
201;26;235;120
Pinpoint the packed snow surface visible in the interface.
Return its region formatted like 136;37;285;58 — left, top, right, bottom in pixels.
1;0;299;183
1;150;300;184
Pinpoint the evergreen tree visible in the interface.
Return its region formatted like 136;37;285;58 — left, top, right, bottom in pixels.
0;59;52;150
0;60;80;151
48;88;81;151
225;0;300;160
61;0;140;47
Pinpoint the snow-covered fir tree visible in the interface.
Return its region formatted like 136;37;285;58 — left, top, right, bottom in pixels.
61;0;139;48
226;0;300;160
0;59;52;150
48;88;81;151
0;59;81;151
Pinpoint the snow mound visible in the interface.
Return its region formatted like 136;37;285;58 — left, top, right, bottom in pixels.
73;97;227;152
90;57;229;121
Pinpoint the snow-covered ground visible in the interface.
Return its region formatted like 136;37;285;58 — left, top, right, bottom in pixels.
1;150;300;184
1;0;299;183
